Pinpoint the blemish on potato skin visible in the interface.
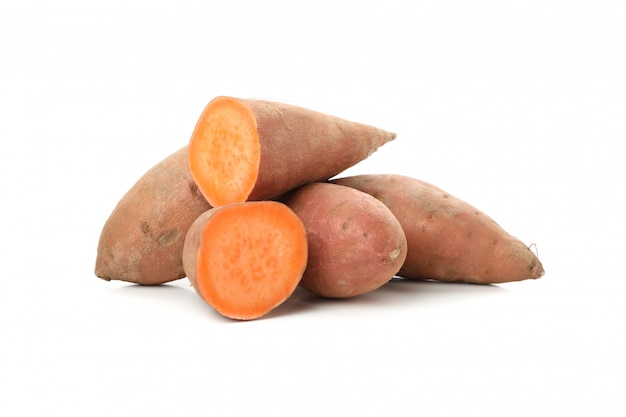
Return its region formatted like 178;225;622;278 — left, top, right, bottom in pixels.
158;228;182;247
388;248;401;261
140;221;152;236
340;214;355;232
188;181;202;198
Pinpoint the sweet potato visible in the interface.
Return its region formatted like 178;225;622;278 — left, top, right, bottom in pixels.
182;201;308;320
279;182;408;298
331;174;544;284
95;147;211;285
187;96;396;207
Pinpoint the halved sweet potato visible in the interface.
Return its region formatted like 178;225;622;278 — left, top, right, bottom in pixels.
188;96;396;207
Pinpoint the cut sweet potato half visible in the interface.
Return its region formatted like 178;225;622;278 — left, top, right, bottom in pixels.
188;96;396;207
183;201;308;320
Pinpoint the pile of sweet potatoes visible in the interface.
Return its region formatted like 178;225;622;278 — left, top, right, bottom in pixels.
95;96;544;320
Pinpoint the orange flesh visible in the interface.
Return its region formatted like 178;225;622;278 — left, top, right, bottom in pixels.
195;202;308;320
188;97;260;207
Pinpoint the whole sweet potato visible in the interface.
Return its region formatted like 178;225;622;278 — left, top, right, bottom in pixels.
95;147;211;285
332;174;544;284
279;182;408;298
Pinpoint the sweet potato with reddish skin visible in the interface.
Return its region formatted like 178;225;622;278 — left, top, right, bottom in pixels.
331;174;544;284
95;147;211;285
182;201;308;320
188;96;396;207
279;182;407;298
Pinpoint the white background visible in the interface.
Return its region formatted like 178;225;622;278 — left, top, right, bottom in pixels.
1;1;624;416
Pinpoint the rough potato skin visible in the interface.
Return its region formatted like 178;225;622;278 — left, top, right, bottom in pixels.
95;146;211;285
279;182;407;298
332;174;544;284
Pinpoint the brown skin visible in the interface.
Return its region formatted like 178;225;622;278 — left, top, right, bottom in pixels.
331;174;545;284
188;96;397;207
95;146;211;285
182;201;308;320
279;182;408;298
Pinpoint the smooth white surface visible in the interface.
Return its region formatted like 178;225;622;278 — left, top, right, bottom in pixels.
1;1;625;416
